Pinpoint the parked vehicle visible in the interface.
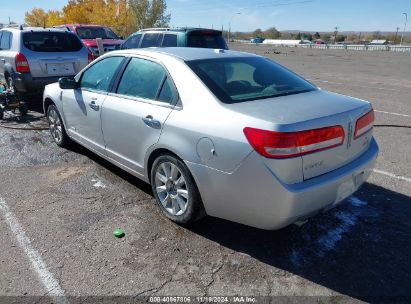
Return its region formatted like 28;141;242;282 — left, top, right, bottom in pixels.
250;37;264;44
121;28;228;50
43;48;378;230
0;26;91;98
53;24;124;58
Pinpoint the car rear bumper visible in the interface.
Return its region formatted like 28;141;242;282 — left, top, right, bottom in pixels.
12;73;72;94
186;137;379;230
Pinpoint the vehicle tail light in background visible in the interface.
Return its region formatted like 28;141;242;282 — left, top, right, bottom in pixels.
243;126;345;159
354;110;374;139
88;50;94;64
15;53;30;73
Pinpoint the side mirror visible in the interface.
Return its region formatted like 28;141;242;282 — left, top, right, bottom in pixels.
59;77;79;90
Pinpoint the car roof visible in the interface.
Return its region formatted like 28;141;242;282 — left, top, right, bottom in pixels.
109;47;258;61
1;27;71;33
57;24;106;28
137;27;222;33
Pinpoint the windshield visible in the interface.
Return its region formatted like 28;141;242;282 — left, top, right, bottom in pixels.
186;57;316;104
76;27;119;40
22;32;83;52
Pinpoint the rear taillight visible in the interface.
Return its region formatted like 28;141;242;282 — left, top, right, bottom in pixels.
15;53;30;73
243;126;345;159
88;50;94;64
354;110;374;139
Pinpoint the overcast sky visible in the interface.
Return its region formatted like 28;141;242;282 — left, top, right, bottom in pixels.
2;0;410;32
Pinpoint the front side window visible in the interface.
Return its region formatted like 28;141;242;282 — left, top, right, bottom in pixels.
186;57;316;104
81;56;124;92
141;33;162;48
122;34;142;49
117;57;174;103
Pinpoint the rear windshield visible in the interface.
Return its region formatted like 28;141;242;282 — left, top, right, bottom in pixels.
76;27;119;39
23;32;83;52
186;57;316;104
187;33;227;49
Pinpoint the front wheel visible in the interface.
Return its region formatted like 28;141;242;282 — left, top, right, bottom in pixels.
150;155;205;225
47;104;70;147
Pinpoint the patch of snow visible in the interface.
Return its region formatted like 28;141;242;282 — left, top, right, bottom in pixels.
92;178;106;189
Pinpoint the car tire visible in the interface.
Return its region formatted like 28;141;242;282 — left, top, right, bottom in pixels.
19;102;28;116
47;104;70;147
150;154;205;225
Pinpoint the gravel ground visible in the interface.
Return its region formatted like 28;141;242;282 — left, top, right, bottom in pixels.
0;44;410;303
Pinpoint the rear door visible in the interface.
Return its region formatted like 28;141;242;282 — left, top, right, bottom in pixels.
101;56;176;175
62;56;125;154
21;31;88;77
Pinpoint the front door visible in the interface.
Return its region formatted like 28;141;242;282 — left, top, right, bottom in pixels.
62;56;125;154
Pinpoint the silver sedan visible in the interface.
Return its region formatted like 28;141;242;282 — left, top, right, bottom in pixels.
43;48;378;230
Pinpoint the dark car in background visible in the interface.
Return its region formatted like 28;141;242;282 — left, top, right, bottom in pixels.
0;26;90;98
121;28;228;50
53;24;124;58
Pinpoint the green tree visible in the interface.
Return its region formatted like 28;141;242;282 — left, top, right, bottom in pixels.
263;27;280;39
252;28;263;38
130;0;170;29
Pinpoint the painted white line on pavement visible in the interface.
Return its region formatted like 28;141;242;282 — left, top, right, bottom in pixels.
373;169;411;183
0;196;69;304
375;110;411;118
307;78;403;92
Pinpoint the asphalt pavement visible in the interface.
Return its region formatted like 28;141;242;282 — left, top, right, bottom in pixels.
0;44;410;303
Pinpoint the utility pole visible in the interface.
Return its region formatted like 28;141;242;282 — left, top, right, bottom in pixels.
400;13;408;46
334;26;339;44
395;27;400;44
228;12;241;43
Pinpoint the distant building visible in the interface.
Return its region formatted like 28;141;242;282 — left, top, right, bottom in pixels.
369;40;388;45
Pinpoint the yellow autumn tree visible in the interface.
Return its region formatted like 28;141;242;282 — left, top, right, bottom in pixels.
25;8;48;27
25;0;170;37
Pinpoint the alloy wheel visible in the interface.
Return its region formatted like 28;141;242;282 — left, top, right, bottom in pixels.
155;161;189;216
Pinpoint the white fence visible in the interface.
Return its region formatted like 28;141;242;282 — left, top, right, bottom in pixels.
275;43;411;53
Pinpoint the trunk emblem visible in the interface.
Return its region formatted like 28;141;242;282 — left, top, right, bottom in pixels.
347;122;353;148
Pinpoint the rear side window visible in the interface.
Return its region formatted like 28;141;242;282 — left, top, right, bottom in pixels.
162;34;177;47
141;33;162;48
188;33;227;49
122;34;142;49
0;31;12;50
22;32;83;52
117;57;170;101
81;56;124;92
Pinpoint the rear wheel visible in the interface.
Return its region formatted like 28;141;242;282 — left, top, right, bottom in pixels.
150;154;205;225
19;102;28;115
47;104;70;147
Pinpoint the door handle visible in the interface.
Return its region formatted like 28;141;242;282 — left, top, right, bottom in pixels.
142;115;161;129
88;100;100;111
1;59;5;63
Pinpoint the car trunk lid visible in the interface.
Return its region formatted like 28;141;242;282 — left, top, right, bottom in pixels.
232;89;374;180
